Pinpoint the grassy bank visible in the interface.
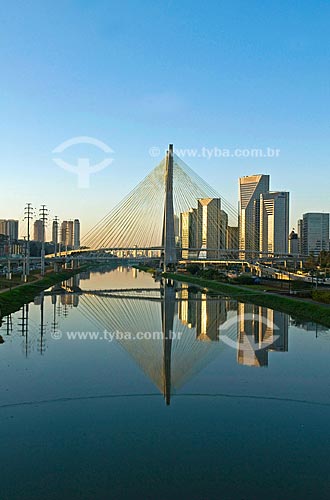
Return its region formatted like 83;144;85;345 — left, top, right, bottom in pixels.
0;266;89;318
311;290;330;304
164;272;330;329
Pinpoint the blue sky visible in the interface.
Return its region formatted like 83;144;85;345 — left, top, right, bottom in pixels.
1;0;329;237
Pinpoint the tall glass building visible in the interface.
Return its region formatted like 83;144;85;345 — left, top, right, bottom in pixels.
239;174;270;258
302;213;329;255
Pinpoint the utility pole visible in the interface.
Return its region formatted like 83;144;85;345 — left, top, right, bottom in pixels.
39;205;48;276
6;239;11;280
22;236;27;282
24;203;33;278
53;216;59;257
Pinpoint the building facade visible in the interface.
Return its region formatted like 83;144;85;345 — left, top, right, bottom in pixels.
226;226;239;253
259;191;289;256
197;198;225;259
61;221;74;247
73;219;80;249
33;219;44;242
0;219;19;241
180;209;197;259
52;220;59;245
301;213;329;255
288;229;299;255
239;175;270;258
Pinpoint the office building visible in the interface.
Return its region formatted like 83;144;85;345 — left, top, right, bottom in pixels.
33;219;44;242
52;220;59;245
197;198;226;259
73;219;80;249
180;208;197;258
297;219;303;254
220;209;228;249
0;219;19;241
239;175;270;258
226;226;239;252
259;191;289;256
301;213;329;255
61;220;74;247
289;229;299;255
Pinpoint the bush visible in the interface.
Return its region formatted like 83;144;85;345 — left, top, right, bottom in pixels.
312;290;330;304
236;274;255;285
186;264;200;275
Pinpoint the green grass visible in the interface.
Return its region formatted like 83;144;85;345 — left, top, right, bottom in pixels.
132;264;155;274
311;290;330;304
0;265;90;318
0;273;39;290
164;272;330;329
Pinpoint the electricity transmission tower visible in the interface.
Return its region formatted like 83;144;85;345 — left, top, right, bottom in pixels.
39;204;48;276
24;202;34;279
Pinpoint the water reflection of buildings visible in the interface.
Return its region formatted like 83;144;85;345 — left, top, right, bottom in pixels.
0;275;296;401
74;281;291;404
178;286;227;341
237;303;288;367
178;284;288;367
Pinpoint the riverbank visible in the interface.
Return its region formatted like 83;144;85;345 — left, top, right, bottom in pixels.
0;266;90;318
164;272;330;329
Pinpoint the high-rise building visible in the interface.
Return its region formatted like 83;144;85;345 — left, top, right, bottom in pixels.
180;208;197;259
259;191;289;256
297;219;303;254
197;198;226;259
73;219;80;249
33;219;44;242
302;213;329;256
0;219;19;241
174;215;180;244
239;174;270;258
0;220;6;236
220;209;228;249
61;221;74;247
226;226;239;251
289;229;299;255
52;220;59;245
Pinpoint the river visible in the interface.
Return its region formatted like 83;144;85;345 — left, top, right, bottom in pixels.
0;266;330;499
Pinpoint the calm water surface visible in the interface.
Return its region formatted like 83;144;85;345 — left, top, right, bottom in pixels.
0;266;330;500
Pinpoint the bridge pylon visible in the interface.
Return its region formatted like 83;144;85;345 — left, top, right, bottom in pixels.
162;144;177;271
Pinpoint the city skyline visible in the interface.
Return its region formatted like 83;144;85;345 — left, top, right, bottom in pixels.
2;165;329;258
2;160;329;239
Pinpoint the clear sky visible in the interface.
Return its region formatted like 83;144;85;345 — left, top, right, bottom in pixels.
1;0;329;238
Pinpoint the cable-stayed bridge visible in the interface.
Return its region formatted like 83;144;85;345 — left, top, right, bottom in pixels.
47;143;298;266
73;144;243;266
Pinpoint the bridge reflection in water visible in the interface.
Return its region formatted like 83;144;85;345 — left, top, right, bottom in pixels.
74;280;289;405
1;272;292;405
